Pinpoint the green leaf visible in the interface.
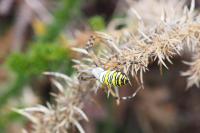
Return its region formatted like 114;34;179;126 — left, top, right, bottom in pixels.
0;75;28;108
88;16;106;30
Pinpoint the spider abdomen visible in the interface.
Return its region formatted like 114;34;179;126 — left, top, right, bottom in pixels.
99;70;128;87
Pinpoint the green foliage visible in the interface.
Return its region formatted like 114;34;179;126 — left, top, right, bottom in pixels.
6;44;73;77
0;44;73;109
88;15;106;30
0;75;28;108
0;0;80;131
40;0;80;42
6;53;29;76
0;108;25;132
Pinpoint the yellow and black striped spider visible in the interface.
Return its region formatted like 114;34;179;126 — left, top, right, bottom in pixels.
82;33;142;101
91;67;142;100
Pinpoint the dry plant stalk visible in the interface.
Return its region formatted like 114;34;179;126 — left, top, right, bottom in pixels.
76;0;200;86
16;0;200;132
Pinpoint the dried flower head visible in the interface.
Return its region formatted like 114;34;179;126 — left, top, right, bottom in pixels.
182;54;200;88
75;0;199;86
15;72;96;133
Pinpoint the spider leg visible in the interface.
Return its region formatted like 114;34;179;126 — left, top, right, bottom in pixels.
120;86;142;100
100;84;111;98
114;87;119;97
78;74;95;81
132;73;144;89
107;90;110;98
114;87;120;105
134;74;140;86
128;77;133;87
95;81;102;94
107;85;117;98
